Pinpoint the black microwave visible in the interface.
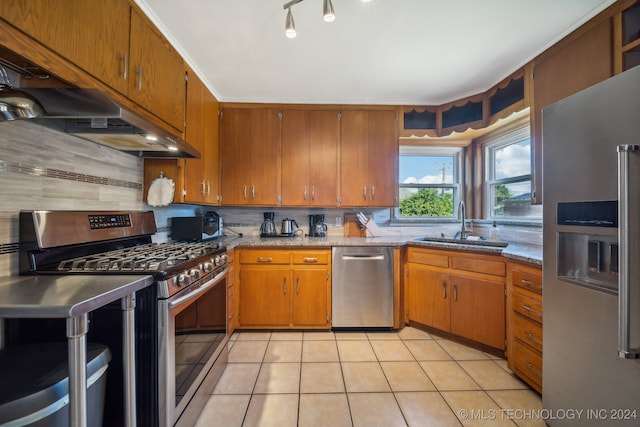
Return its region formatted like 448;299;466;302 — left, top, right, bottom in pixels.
171;212;221;242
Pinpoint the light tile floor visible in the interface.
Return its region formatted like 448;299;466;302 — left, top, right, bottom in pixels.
195;327;544;427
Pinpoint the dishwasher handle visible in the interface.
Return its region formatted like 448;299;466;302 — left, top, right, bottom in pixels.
341;254;386;261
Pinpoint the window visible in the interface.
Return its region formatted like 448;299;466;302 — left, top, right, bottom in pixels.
396;146;463;219
484;127;542;219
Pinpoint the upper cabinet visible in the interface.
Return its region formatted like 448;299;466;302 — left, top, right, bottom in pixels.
619;1;640;72
0;0;130;94
340;109;398;207
281;110;340;207
128;8;185;131
219;108;280;206
1;0;185;132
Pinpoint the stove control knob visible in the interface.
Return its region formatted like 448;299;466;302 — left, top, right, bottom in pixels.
221;254;228;264
177;274;189;287
203;262;213;272
214;256;222;266
189;269;201;280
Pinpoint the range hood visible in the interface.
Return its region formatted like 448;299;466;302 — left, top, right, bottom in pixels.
26;87;199;158
0;46;199;158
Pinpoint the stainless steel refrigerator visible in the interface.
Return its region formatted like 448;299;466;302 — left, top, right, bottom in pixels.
543;65;640;426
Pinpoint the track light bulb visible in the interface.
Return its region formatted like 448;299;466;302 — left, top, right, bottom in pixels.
323;0;335;22
285;8;296;38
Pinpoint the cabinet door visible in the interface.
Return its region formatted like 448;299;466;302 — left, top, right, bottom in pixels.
368;110;398;207
450;275;505;349
220;108;251;205
340;110;369;206
248;109;280;205
292;268;330;327
129;9;185;131
0;0;130;94
183;69;219;204
407;266;450;332
309;110;340;206
238;268;290;327
281;110;309;206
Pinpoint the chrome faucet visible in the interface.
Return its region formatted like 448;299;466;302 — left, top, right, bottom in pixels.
457;200;466;240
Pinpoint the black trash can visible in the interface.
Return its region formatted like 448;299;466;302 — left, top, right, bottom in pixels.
0;342;111;426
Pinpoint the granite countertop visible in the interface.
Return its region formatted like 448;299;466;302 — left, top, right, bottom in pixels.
219;234;542;266
0;274;154;318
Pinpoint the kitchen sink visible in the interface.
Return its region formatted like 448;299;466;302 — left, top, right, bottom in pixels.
414;236;508;248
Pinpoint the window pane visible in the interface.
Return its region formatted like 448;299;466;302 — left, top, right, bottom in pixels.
490;180;541;217
493;139;530;180
399;188;454;217
399;156;454;184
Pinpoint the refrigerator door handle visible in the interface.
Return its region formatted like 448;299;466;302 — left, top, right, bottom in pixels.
617;144;640;359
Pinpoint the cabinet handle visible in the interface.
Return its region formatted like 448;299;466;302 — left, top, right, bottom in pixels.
312;186;315;201
371;186;375;201
521;304;542;318
296;277;299;294
119;53;128;80
201;181;206;195
363;186;367;200
304;186;307;200
257;257;272;263
243;185;247;199
251;185;255;199
525;361;542;377
521;279;542;292
135;66;143;90
442;281;447;299
283;278;287;294
303;257;318;263
524;331;542;346
453;284;458;301
207;181;211;196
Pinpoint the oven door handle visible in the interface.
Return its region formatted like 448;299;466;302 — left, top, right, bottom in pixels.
168;266;228;309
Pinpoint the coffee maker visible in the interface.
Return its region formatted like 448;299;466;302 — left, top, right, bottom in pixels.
309;214;328;237
260;212;277;236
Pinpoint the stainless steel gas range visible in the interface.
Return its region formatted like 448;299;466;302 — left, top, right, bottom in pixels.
14;210;229;427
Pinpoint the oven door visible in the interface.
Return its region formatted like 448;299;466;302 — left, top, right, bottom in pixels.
158;266;228;427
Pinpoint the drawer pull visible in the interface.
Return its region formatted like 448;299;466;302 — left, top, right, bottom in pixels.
303;257;318;263
524;331;542;346
521;304;542;318
257;257;273;263
525;361;542;377
521;279;542;291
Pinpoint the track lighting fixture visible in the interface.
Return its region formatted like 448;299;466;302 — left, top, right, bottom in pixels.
284;0;367;38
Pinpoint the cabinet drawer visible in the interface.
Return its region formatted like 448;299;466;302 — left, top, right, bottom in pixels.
512;268;542;294
292;251;329;265
512;312;543;352
239;249;290;264
407;249;449;268
512;339;542;391
451;256;505;276
512;291;543;323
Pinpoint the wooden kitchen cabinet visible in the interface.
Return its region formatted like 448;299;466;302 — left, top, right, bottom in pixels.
237;248;331;329
0;0;131;94
340;109;398;207
128;8;185;131
405;246;506;352
143;67;219;205
506;261;543;393
1;1;186;132
220;108;280;206
281;110;340;206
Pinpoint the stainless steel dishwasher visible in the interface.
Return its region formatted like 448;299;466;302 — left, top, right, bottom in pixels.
332;246;394;328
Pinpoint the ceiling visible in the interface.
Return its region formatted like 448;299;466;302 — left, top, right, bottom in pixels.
135;0;616;106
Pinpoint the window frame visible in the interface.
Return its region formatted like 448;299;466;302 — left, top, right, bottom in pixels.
483;126;539;220
393;145;464;221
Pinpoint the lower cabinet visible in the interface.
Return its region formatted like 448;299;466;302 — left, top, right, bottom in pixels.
506;261;543;393
405;246;506;351
237;249;331;329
